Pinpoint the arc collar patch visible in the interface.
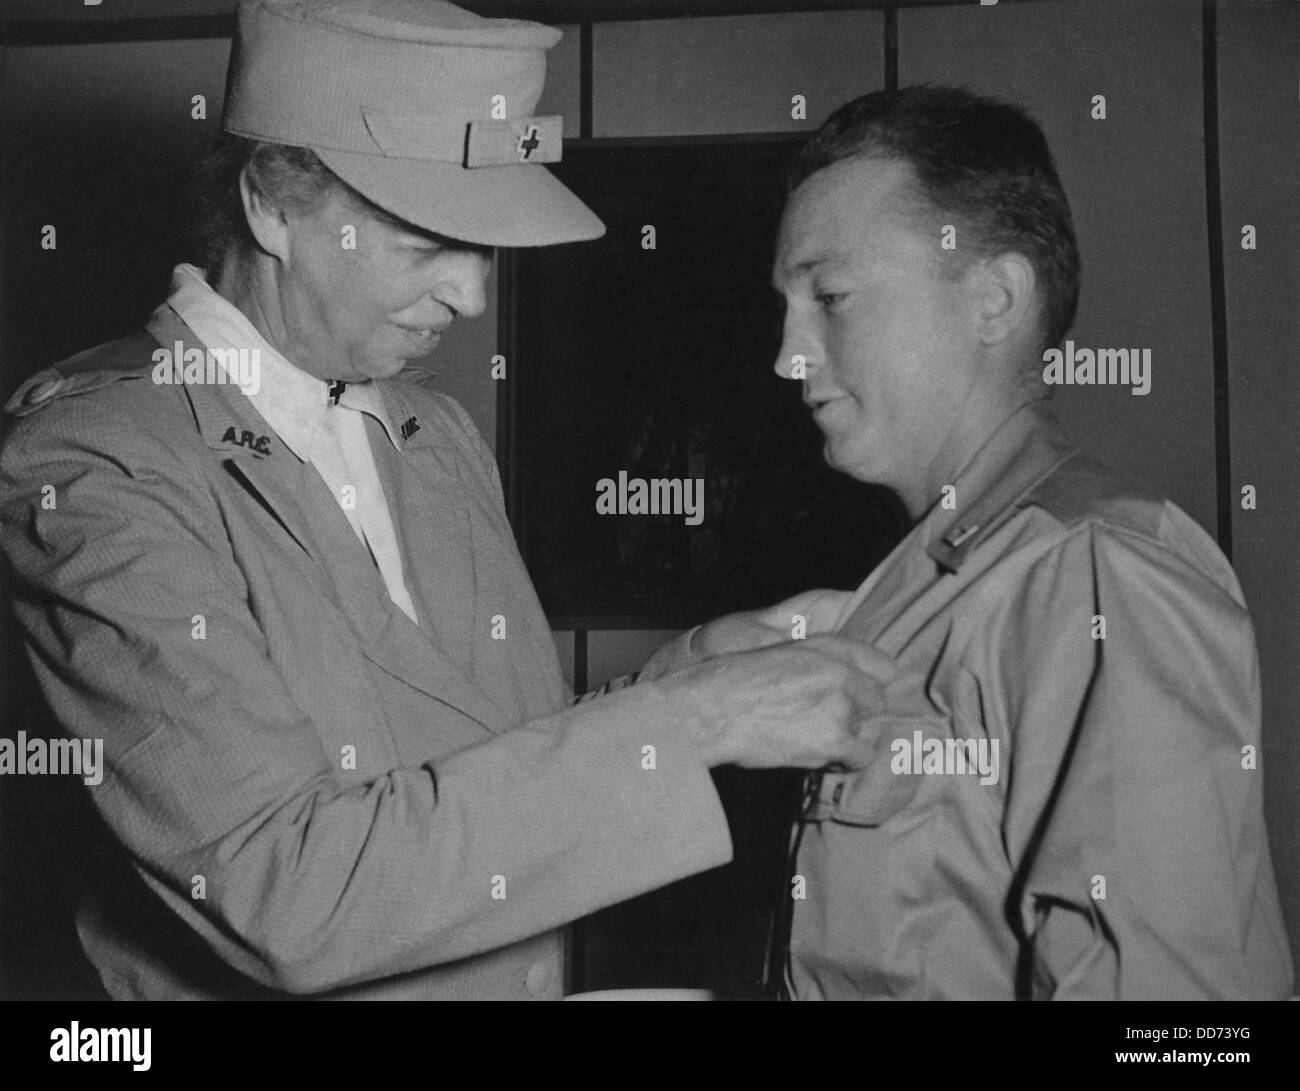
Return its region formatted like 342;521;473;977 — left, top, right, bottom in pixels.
220;425;273;457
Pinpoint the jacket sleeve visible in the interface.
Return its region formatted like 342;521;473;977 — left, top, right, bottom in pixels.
991;522;1293;999
0;396;733;995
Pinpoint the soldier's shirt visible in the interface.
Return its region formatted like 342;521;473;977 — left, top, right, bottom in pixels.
783;400;1292;1000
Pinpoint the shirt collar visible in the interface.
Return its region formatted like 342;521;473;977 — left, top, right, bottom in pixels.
334;381;404;450
165;264;404;457
922;399;1078;573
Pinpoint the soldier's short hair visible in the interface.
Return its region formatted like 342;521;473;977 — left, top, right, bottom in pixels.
788;85;1081;355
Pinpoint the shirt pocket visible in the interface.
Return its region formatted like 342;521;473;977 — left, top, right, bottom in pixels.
802;666;1001;828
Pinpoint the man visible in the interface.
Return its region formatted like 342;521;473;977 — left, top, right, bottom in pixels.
766;86;1293;1000
0;0;888;1000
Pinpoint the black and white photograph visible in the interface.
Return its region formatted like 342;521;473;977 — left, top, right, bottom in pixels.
0;0;1295;1060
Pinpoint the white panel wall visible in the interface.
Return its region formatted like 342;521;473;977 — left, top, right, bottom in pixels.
593;10;883;137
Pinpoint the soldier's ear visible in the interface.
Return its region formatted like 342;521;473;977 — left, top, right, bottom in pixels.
973;250;1036;350
239;167;292;264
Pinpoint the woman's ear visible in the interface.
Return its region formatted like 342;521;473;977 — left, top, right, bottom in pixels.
239;168;291;263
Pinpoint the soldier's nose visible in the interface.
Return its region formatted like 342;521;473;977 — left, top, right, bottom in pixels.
774;345;818;382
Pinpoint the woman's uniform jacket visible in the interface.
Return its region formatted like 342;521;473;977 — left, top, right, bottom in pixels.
0;305;732;999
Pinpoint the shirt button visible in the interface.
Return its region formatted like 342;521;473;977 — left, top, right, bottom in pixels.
525;960;553;997
24;377;64;406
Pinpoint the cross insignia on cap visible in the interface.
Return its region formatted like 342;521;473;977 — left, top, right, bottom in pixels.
516;124;542;161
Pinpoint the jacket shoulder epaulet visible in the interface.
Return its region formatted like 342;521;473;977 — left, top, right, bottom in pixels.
1023;452;1166;537
5;331;160;418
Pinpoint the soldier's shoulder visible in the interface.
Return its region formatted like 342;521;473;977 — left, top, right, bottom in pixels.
1024;452;1241;606
4;331;163;421
1023;452;1169;540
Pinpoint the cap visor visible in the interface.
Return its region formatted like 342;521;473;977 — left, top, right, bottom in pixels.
314;150;605;247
